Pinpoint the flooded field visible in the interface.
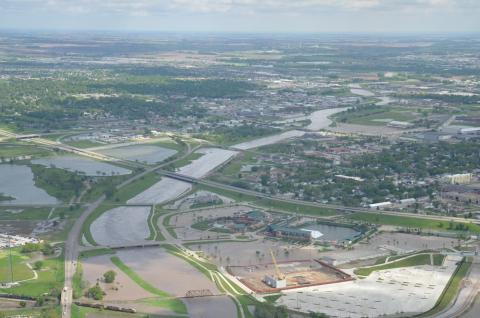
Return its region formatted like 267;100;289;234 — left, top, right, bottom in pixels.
116;247;219;297
232;130;305;150
128;148;236;205
170;205;252;240
193;232;455;268
82;254;154;301
184;295;237;318
32;155;131;176
96;144;177;164
0;164;58;205
127;178;191;205
178;148;237;178
350;88;375;97
305;107;349;131
90;206;151;246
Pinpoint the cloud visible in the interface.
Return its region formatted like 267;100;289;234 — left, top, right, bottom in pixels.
2;0;479;16
0;0;478;32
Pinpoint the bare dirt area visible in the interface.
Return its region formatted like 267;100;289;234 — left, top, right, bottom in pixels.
0;220;38;236
228;259;352;293
81;254;154;301
116;247;219;297
90;206;151;246
183;295;237;318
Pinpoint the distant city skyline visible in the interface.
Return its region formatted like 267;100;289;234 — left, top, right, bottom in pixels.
0;0;479;33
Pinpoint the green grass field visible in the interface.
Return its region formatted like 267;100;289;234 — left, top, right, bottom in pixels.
0;250;34;283
0;207;51;220
354;254;432;276
110;256;187;314
335;107;418;126
0;253;64;297
0;143;51;158
171;152;203;169
63;139;103;149
147;207;166;241
347;212;480;233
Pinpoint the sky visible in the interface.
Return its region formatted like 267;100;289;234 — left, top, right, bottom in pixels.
0;0;479;33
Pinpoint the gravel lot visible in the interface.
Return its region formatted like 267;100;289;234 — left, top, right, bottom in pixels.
277;255;462;317
128;147;236;205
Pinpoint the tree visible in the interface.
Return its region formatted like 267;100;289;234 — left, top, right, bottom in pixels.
34;260;44;270
85;284;105;300
35;296;46;307
103;270;116;283
254;303;288;318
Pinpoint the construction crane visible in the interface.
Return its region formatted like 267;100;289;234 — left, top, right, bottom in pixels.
270;249;285;280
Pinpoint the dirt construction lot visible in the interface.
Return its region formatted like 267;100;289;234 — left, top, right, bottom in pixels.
229;259;351;293
116;247;220;297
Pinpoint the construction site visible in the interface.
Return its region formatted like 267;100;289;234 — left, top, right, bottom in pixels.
227;250;352;293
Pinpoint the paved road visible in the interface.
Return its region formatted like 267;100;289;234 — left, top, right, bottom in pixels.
61;195;105;318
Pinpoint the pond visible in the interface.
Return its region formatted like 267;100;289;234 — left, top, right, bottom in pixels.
0;164;58;204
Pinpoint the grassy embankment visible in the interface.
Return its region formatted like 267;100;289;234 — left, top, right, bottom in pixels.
196;183;337;217
348;212;480;233
0;143;51;159
417;258;472;317
147;206;166;241
63;139;103;149
354;253;437;277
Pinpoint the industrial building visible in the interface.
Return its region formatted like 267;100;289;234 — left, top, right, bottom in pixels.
444;173;473;185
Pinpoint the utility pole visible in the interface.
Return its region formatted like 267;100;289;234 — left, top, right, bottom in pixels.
8;234;14;283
